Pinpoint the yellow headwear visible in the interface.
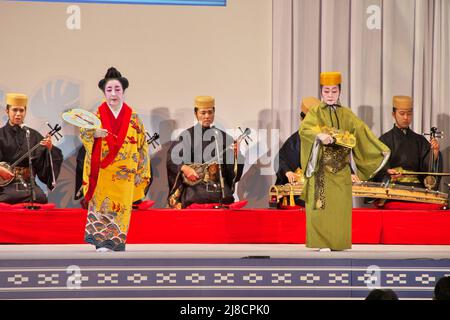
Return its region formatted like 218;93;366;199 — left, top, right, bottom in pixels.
195;96;215;109
301;97;321;114
6;93;28;107
393;96;413;110
320;72;342;86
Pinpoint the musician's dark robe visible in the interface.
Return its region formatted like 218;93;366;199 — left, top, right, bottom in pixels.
75;145;86;200
275;132;301;185
275;132;305;207
0;123;63;204
167;124;244;208
373;126;443;189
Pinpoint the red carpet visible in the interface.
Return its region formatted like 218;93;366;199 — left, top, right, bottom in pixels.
0;208;449;245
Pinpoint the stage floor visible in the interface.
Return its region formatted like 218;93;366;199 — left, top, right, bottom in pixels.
1;244;449;260
1;244;450;300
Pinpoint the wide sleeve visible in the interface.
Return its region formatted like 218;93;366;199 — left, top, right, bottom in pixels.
371;133;392;182
79;127;97;196
74;145;86;199
222;131;244;189
31;131;64;191
80;128;95;154
419;135;442;172
133;115;151;202
299;106;323;178
38;146;63;190
419;135;443;189
351;117;391;181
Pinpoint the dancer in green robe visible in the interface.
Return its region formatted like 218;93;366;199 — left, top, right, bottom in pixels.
299;72;390;251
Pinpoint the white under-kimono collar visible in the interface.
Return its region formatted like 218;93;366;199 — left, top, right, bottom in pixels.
107;103;123;119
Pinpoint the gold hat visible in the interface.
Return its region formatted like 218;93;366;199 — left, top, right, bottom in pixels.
393;95;413;110
195;96;215;109
320;72;342;86
6;93;28;107
301;97;321;114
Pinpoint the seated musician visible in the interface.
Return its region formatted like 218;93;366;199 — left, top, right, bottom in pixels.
167;96;244;209
0;93;63;204
373;96;442;190
275;97;320;185
274;97;320;207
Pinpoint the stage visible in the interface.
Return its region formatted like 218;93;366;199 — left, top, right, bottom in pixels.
0;244;450;299
0;208;449;299
0;208;450;299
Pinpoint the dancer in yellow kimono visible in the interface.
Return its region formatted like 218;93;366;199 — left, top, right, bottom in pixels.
300;72;390;251
81;67;151;252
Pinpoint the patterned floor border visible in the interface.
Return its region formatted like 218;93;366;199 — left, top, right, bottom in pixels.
1;258;449;299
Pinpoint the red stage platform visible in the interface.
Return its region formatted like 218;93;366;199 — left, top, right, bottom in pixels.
0;208;449;245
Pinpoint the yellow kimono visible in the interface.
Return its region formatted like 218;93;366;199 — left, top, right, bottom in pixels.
80;102;151;251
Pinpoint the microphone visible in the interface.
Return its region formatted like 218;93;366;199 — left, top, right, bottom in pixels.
210;127;226;207
210;127;222;147
210;126;220;135
24;124;39;209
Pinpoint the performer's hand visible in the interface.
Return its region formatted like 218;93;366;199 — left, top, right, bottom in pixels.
351;174;361;183
94;128;108;138
431;137;440;159
387;168;402;180
317;133;334;145
285;171;298;184
181;165;200;182
0;166;14;180
40;134;53;150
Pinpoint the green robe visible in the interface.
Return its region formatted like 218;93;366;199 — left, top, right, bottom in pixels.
299;102;390;250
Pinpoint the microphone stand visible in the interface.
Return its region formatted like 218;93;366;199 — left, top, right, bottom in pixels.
25;128;40;210
212;129;227;209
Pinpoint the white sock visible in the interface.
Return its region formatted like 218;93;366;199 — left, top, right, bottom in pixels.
318;248;331;252
96;247;112;253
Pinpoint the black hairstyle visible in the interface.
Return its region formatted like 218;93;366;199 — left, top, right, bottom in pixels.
300;111;306;120
365;289;399;300
320;84;342;91
98;67;129;92
434;276;450;300
194;107;215;113
5;104;26;110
